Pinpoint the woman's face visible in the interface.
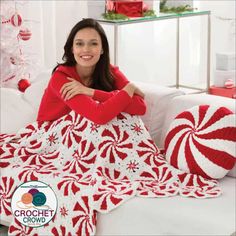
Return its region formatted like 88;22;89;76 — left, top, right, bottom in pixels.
72;27;103;69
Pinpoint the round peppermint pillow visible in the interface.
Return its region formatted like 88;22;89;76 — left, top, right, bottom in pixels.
164;105;236;179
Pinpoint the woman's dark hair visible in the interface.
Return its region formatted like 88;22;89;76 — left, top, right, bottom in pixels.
52;18;115;91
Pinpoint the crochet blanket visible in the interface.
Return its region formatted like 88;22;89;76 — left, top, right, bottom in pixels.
0;111;221;235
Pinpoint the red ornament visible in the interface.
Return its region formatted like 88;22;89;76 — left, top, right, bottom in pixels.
18;79;31;92
10;13;22;27
18;28;32;41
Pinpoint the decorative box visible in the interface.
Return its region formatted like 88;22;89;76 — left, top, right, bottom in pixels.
216;52;235;71
209;86;236;99
114;1;143;17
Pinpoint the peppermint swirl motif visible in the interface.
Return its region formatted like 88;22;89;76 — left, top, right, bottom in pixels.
165;105;236;179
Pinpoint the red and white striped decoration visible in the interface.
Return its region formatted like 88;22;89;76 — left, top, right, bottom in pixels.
164;105;236;179
224;79;235;89
18;28;31;41
10;13;22;27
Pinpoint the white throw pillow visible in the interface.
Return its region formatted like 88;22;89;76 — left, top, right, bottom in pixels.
0;88;36;134
24;70;51;110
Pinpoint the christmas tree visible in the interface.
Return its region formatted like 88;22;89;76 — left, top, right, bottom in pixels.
1;0;38;92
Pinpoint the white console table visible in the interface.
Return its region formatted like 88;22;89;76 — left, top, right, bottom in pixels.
98;11;211;93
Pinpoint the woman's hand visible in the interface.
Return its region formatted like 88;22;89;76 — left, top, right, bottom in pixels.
122;83;145;98
134;86;145;98
122;83;136;97
60;77;94;100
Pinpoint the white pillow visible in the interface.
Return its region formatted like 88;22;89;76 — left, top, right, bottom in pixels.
0;88;35;134
24;70;51;110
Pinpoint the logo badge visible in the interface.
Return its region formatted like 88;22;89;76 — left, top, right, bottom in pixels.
11;181;57;228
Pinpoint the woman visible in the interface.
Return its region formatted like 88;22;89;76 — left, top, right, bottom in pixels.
37;18;146;124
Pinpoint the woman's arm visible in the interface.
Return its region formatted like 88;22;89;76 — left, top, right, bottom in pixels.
58;66;146;116
111;66;146;115
60;77;94;100
60;77;120;101
93;91;146;115
93;67;145;101
50;72;136;124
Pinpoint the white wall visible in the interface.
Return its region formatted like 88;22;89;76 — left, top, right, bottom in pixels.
40;1;88;70
40;1;56;70
195;1;235;70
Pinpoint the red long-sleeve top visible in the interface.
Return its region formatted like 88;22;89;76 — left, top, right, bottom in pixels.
37;65;146;124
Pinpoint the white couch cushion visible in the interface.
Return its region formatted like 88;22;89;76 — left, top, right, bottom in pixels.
0;88;35;134
96;176;235;236
135;81;185;147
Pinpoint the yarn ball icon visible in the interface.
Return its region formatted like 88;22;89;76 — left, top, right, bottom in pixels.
32;192;46;206
28;188;39;196
21;189;46;206
21;193;33;204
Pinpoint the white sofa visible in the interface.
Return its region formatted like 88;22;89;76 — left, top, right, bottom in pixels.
1;71;235;235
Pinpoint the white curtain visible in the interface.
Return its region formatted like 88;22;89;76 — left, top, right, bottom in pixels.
39;1;88;70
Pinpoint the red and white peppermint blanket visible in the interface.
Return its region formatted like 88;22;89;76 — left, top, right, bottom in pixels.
0;112;221;235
